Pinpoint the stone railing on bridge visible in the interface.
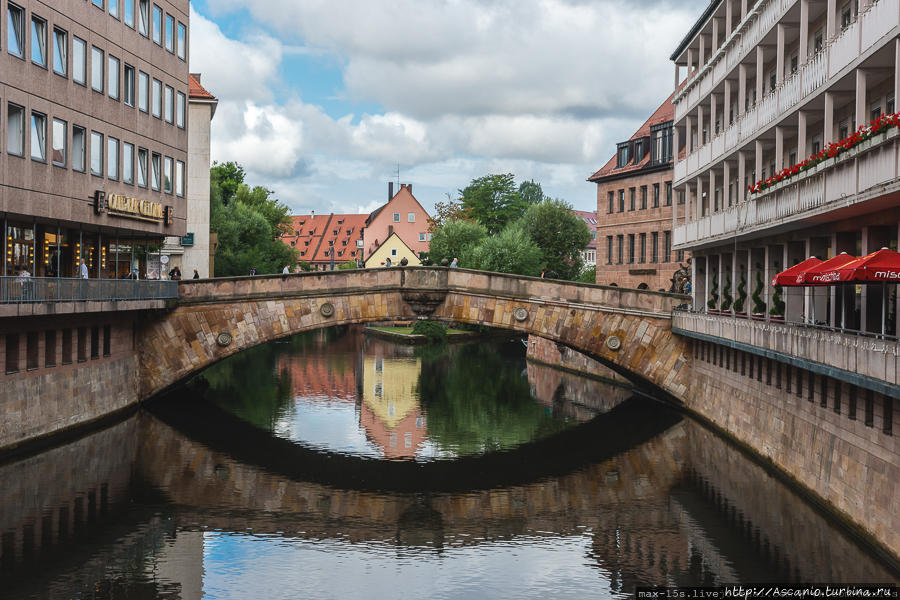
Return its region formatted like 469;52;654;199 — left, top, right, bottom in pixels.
140;268;690;402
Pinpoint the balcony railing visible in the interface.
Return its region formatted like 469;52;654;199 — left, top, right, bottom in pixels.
0;277;178;304
672;310;899;388
673;0;900;183
674;127;900;247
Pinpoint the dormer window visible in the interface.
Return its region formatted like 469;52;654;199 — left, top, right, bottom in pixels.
616;144;629;168
634;140;643;160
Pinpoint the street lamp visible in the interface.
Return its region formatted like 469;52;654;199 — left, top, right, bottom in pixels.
330;246;335;271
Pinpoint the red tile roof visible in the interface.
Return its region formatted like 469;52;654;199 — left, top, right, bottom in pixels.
188;74;217;100
279;213;368;265
588;92;675;182
573;209;598;250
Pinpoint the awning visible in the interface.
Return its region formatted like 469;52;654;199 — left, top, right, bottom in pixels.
771;256;823;286
800;252;858;285
835;248;900;283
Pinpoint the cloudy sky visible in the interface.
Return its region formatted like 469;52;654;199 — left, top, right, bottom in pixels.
189;0;703;216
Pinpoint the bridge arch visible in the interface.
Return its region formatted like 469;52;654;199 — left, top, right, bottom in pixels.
138;268;691;401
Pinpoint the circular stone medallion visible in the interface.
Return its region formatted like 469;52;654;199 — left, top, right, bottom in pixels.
215;332;233;347
513;307;529;322
606;335;622;351
320;302;335;317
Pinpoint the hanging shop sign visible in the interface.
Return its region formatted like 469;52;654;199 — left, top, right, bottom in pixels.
95;190;172;226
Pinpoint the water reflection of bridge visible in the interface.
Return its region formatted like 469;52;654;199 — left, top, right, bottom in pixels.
1;402;896;596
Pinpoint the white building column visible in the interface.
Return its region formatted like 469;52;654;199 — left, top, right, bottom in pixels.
675;63;681;90
723;161;732;206
741;0;748;19
777;24;785;85
756;46;764;102
709;169;717;214
798;110;808;159
895;40;900;114
856;69;868;132
724;80;732;126
696;176;704;218
775;126;784;171
698;105;705;145
826;0;836;39
755;140;763;181
688;48;695;75
739;65;747;113
700;34;706;67
726;0;733;34
711;94;718;136
824;91;835;144
800;0;809;59
712;18;720;52
686;116;694;153
738;150;746;203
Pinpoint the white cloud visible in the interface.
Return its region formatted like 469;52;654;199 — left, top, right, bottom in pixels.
190;0;703;215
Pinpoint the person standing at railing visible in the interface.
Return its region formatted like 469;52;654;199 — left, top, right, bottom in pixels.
17;267;32;301
80;258;89;279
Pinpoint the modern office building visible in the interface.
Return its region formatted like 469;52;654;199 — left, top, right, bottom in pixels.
670;0;900;334
589;94;685;290
1;0;190;446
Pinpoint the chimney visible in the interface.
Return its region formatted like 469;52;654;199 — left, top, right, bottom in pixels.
388;225;394;236
311;209;315;219
190;72;201;83
407;183;412;193
388;181;394;200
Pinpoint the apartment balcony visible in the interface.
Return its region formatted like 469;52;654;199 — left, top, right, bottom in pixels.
672;310;899;394
675;126;900;249
673;0;900;185
0;277;178;318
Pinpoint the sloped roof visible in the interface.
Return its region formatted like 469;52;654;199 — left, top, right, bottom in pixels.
279;213;367;264
188;74;217;101
588;92;675;182
364;232;416;267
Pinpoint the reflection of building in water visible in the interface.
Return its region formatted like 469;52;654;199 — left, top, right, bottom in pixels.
275;327;363;402
359;337;428;459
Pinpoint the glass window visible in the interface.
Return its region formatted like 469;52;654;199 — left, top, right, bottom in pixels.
73;37;86;84
30;112;47;161
151;152;161;190
408;213;415;223
177;22;186;60
163;156;173;193
7;104;25;155
138;71;149;112
124;0;134;27
92;0;103;8
137;147;148;187
123;64;135;106
164;85;173;122
123;142;134;184
176;92;185;128
52;118;66;166
152;5;162;45
109;0;118;18
138;0;149;36
152;78;161;117
8;4;25;57
91;46;104;92
31;16;47;67
393;212;400;222
90;131;103;176
108;55;120;99
165;14;174;53
176;160;184;196
52;28;67;75
107;137;119;179
73;126;86;172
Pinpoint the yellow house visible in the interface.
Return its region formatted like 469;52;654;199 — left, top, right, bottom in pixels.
364;232;422;268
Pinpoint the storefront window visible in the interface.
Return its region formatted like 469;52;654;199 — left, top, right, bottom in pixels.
6;223;35;276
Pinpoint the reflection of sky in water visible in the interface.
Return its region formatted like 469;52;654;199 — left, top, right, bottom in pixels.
202;530;617;600
274;395;383;458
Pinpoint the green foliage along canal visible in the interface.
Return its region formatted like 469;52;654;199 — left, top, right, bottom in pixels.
1;326;897;598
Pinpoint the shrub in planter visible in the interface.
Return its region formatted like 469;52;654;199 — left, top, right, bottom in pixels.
751;264;767;315
720;272;732;312
707;272;719;311
769;284;785;318
733;267;747;314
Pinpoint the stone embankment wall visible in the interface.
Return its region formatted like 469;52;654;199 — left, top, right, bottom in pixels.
526;335;628;384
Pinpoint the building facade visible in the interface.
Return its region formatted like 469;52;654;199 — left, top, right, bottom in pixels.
1;0;190;449
279;213;367;270
362;183;432;261
589;95;685;291
573;209;598;269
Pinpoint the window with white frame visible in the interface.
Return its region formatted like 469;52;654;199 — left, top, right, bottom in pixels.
176;160;184;196
73;37;86;84
164;85;174;122
31;16;47;67
31;112;47;162
391;248;397;257
137;147;148;187
91;46;104;92
138;71;149;112
107;137;119;179
7;104;25;156
72;126;86;172
393;212;400;222
53;28;67;76
419;233;425;241
8;4;25;58
163;156;173;193
108;55;120;100
408;212;415;223
151;152;161;190
152;78;162;117
90;131;103;175
123;142;134;184
52;119;66;166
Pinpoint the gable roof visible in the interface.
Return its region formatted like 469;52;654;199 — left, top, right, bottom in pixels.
279;213;367;264
366;184;431;226
364;232;417;266
588;92;675;183
188;74;217;101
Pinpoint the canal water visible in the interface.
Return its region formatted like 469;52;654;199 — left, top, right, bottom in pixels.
1;326;896;599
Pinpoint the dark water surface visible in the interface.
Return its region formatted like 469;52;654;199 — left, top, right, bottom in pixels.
1;326;897;599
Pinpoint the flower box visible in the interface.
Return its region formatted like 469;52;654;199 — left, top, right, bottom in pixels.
735;311;747;319
751;313;766;321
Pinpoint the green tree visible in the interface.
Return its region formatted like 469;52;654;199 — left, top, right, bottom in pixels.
464;221;543;276
517;199;592;280
428;220;487;265
210;162;298;276
458;173;525;235
577;266;597;284
428;195;471;232
518;179;549;206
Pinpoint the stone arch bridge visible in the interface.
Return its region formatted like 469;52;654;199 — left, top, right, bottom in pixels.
139;268;690;401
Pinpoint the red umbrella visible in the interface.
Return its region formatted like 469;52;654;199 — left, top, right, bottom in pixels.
800;252;858;285
771;256;823;286
835;248;900;282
